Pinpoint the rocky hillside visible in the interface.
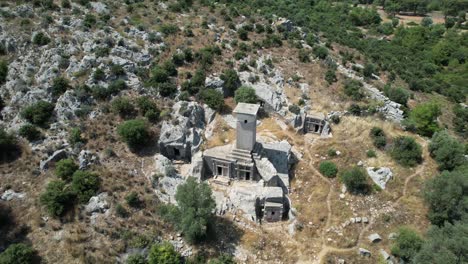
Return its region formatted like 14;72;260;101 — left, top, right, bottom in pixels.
0;0;467;264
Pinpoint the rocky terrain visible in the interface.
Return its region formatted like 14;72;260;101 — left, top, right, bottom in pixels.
0;1;466;264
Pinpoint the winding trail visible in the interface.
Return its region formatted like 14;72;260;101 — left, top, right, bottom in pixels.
281;130;430;264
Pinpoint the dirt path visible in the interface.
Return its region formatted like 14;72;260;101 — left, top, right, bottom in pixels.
281;130;430;264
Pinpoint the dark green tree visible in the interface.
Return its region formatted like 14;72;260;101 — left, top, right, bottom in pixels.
148;242;181;264
0;243;36;264
40;180;74;216
55;158;78;182
220;69;240;95
429;131;465;171
21;101;55;127
319;161;338;178
199;89;224;111
71;170;100;203
341;167;370;194
390;136;422;167
117;119;150;149
160;177;216;243
404;102;441;137
423;166;468;226
391;227;424;262
234;86;257;104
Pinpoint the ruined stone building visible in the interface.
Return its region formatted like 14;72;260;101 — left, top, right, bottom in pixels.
201;103;295;222
293;111;330;136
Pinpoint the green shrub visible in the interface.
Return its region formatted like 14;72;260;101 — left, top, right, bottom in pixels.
429;131;465;171
325;69;337;84
319;161;338;178
18;124;42;141
366;149;376;158
404;102;441;137
21;101;55;127
220;69;240;95
369;127;387;149
137;96;159;117
348;104;361;116
312;46;328;59
0;60;7;84
344;79;364;100
158;82;177;98
148;242;181;264
117;119;150;149
288;105;300;115
330;115;340;124
0;243;35;264
363;63;377;78
55;158;78;182
126;254;146;264
234;86;257;104
115;204;128;218
341;167;370;194
391;227;424;262
298;49;310;63
452;105;467;138
423;166;468;226
51;76;71;97
69;127;85;146
150;67;169;84
33;32;50;46
159;24;179;36
111;64;126;77
71;170;100;203
172;53;185;66
390;136;423;167
83;14;97;28
111;97;135;118
238;28;248;40
40;180;74;216
199;89;224;111
384;86;410;106
159;177;216;243
125;191;141;208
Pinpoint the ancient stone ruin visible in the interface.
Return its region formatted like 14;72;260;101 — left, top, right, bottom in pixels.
201;103;296;222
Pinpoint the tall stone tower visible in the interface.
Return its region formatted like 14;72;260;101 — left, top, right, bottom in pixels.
233;103;260;152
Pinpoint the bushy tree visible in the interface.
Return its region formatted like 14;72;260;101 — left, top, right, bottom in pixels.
234;86;257;104
390;136;423;167
391;227;424;262
341;167;370;194
199;89;224;111
423;166;468;226
312;46;328;59
125;191;141;208
150;67;169;84
148;242;181;264
0;243;35;264
369;127;387;149
325;69;337;84
126;254;147;264
452;105;467;138
160;177;216;243
55;158;78;182
429;131;465;171
384;85;410;106
220;69;240;95
69;127;85;146
363;63;377;78
319;161;338;178
71;170;100;203
414;221;468;264
18;124;42;141
404;102;441;137
237;28;248;40
21;101;55;127
117;119;150;149
40;180;74;216
349;7;382;26
111;97;135;118
343;79;364;100
51;76;71;97
0;60;7;84
158;82;177;98
32;32;50;46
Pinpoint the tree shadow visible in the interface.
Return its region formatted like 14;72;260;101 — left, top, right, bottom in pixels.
202;216;244;255
0;147;22;164
130;132;160;157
